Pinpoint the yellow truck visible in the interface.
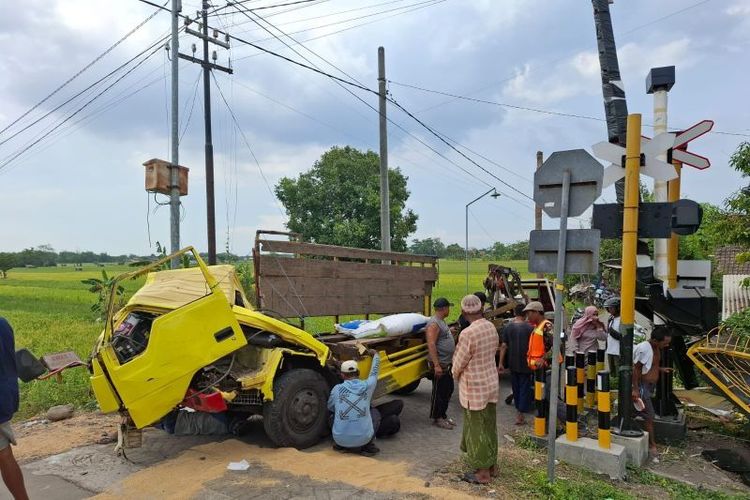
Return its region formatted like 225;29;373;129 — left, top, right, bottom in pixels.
90;234;438;449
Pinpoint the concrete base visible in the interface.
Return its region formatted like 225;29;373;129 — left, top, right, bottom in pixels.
611;432;649;467
529;434;549;449
652;409;687;444
555;436;627;480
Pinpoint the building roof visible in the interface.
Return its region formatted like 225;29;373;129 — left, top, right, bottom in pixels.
714;245;750;275
722;274;750;320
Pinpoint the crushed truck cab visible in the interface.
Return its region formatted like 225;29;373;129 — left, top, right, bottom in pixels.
91;241;437;449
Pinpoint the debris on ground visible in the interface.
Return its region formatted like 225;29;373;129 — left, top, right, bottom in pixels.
46;404;75;422
227;459;251;471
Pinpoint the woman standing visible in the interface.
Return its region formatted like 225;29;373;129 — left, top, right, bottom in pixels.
567;305;607;356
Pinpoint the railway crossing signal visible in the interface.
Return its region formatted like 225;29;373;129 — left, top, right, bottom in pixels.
671;120;714;169
593;132;677;187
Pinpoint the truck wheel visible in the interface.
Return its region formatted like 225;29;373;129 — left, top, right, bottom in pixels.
263;368;329;449
392;378;422;395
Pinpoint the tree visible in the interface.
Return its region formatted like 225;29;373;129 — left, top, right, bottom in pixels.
0;253;15;278
721;143;750;254
275;146;418;251
409;238;445;256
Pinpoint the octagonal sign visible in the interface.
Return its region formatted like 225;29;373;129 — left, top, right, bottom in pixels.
534;149;604;218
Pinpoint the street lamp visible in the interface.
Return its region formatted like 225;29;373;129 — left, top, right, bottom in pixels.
465;188;500;294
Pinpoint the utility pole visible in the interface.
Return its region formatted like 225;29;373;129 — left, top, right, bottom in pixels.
591;0;629;204
378;46;391;252
535;151;544;278
180;3;233;265
169;0;181;268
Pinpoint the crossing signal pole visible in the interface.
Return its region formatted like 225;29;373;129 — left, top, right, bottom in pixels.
179;1;233;265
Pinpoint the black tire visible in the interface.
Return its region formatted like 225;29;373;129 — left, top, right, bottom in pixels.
392;378;422;395
263;368;329;449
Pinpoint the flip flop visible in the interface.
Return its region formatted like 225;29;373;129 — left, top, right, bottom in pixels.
461;472;489;484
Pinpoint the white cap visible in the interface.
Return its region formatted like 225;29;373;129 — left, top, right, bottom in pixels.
340;360;359;374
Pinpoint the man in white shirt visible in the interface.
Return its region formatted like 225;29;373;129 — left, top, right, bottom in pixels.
604;297;621;374
632;328;672;458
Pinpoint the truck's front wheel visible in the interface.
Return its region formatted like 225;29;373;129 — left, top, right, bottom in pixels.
263;368;329;449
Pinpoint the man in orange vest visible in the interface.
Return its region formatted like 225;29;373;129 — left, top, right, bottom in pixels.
523;302;553;370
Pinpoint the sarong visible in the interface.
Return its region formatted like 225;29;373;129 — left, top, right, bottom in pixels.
460;402;497;469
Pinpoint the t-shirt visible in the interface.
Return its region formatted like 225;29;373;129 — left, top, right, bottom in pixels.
427;316;455;366
605;316;621;356
501;321;533;373
327;354;380;448
633;341;654;374
0;317;20;424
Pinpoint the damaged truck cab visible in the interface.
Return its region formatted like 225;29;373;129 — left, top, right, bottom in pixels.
91;237;437;449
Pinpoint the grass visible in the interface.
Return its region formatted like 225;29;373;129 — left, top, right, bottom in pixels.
1;259;525;417
0;265;144;419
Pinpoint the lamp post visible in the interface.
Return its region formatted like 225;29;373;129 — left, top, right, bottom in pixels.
465;188;500;294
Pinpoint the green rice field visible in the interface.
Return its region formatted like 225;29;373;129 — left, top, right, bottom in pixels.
0;259;527;418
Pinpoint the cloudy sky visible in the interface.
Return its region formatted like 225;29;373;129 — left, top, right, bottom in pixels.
0;0;748;255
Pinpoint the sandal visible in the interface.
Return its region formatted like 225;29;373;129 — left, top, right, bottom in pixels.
433;419;453;430
461;472;489;484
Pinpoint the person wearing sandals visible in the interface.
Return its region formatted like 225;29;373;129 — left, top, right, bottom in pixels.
426;298;457;430
452;295;500;484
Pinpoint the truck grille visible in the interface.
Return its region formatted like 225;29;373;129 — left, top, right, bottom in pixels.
232;390;264;406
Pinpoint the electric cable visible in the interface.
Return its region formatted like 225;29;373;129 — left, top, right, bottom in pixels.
0;1;167;137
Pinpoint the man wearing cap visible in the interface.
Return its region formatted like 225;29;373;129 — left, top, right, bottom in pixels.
426;297;457;429
523;301;553;370
328;350;386;455
452;294;500;484
0;317;29;500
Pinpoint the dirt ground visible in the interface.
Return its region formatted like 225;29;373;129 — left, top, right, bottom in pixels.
8;381;750;499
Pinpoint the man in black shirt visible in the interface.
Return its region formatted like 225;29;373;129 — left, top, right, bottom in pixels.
498;305;534;425
0;317;28;500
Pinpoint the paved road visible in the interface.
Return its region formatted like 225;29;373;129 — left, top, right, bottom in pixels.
9;377;522;499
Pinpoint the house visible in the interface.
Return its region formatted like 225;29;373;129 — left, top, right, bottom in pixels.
714;245;750;319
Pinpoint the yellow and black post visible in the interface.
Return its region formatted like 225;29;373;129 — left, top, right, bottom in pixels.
597;370;611;449
576;351;585;413
586;351;597;408
566;366;578;441
565;353;575;386
596;347;606;374
534;368;547;437
614;113;645;436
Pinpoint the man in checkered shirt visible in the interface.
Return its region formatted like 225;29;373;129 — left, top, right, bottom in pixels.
452;294;500;484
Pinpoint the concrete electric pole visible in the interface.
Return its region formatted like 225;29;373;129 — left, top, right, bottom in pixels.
180;3;233;265
378;46;391;252
535;151;544;278
169;0;181;268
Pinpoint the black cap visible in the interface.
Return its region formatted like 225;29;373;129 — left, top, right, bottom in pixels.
433;297;453;309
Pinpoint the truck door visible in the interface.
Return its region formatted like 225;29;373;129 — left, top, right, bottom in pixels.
102;290;247;428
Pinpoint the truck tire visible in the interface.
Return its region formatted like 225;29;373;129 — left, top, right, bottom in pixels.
392;378;422;395
263;368;329;449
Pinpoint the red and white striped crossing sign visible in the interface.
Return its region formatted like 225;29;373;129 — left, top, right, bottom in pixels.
671;120;714;170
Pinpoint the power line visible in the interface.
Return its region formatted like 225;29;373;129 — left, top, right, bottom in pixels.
227;4;533;206
231;4;528;201
0;32;174;149
246;0;321;11
0;44;164;172
211;71;285;218
389;80;750;138
0;1;167;138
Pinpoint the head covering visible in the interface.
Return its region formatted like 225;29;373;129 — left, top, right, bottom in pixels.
433;297;453;309
523;301;544;313
604;297;621;309
461;294;483;314
571;305;602;339
340;360;359;374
